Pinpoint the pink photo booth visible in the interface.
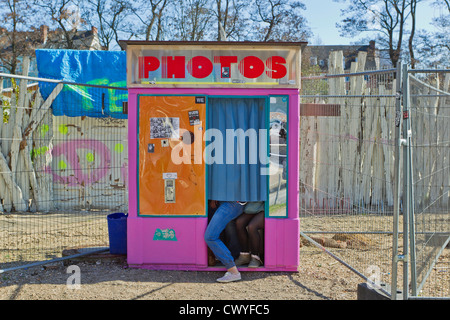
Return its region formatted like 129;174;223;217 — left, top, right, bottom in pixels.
122;41;305;272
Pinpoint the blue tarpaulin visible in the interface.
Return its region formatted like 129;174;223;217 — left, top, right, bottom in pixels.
35;49;127;119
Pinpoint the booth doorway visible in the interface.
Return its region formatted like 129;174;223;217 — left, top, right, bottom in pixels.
206;96;268;268
207;97;267;202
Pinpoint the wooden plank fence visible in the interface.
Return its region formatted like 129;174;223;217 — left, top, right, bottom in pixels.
410;72;450;210
300;51;398;211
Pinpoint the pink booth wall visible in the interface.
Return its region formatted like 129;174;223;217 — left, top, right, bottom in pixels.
127;87;300;272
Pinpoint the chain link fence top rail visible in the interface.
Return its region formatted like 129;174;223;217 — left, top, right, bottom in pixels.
299;51;400;296
409;70;450;298
0;65;128;270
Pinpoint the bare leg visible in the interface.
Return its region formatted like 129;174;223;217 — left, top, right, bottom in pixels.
228;266;239;274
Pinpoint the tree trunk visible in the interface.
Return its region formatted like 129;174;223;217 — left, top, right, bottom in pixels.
409;0;417;69
0;57;62;212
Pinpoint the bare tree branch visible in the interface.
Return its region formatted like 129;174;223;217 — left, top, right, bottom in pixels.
130;0;170;41
0;0;34;74
33;0;84;49
83;0;132;50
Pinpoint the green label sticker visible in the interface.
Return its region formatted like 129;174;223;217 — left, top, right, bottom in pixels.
153;228;177;241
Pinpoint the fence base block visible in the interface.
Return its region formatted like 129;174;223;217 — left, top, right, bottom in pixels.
357;282;402;300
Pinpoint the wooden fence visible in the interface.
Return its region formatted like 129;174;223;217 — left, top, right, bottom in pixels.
300;51;398;211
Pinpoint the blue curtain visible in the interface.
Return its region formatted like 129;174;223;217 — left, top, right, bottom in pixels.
207;98;267;202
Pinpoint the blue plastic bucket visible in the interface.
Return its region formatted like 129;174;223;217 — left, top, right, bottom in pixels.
107;212;128;255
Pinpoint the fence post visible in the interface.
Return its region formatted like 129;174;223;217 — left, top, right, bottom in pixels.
391;61;403;300
401;63;417;299
404;65;417;297
401;63;410;300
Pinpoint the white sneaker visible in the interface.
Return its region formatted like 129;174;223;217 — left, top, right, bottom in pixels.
216;271;241;283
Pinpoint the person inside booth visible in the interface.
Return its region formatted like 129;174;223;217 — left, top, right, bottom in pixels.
205;201;265;282
207;200;241;266
205;201;246;282
235;201;265;268
205;97;267;282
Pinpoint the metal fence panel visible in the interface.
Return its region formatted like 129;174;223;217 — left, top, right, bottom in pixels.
2;54;449;300
1;70;127;271
409;69;450;298
300;55;450;299
299;51;400;298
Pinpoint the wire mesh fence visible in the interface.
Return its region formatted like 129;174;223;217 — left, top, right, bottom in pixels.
0;66;128;271
1;51;449;300
299;49;450;299
408;69;450;298
299;51;400;297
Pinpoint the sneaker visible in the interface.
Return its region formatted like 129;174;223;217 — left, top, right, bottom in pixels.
216;272;241;283
234;253;251;266
248;255;262;268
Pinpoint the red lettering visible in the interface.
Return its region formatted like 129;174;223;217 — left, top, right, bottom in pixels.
265;56;287;79
162;56;185;79
219;56;238;68
138;55;289;81
238;56;265;79
187;56;213;78
217;56;237;78
139;56;160;79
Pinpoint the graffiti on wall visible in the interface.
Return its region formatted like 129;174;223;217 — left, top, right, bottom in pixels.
42;139;128;187
34;116;128;210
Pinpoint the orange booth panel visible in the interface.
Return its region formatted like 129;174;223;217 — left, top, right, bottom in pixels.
138;95;207;216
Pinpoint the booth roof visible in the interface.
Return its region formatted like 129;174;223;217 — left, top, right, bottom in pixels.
118;40;308;50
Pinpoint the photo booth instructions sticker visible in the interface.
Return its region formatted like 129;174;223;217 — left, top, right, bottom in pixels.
188;110;200;126
150;117;180;139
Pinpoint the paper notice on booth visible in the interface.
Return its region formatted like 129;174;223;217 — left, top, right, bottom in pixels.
163;172;178;179
188;110;200;126
150;117;180;139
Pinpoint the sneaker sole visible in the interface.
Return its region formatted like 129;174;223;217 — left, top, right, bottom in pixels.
216;276;241;283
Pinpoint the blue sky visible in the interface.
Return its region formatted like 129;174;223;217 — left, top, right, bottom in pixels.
301;0;445;45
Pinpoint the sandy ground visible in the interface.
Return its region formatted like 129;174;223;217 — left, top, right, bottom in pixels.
0;245;362;301
0;212;365;301
1;212;448;301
